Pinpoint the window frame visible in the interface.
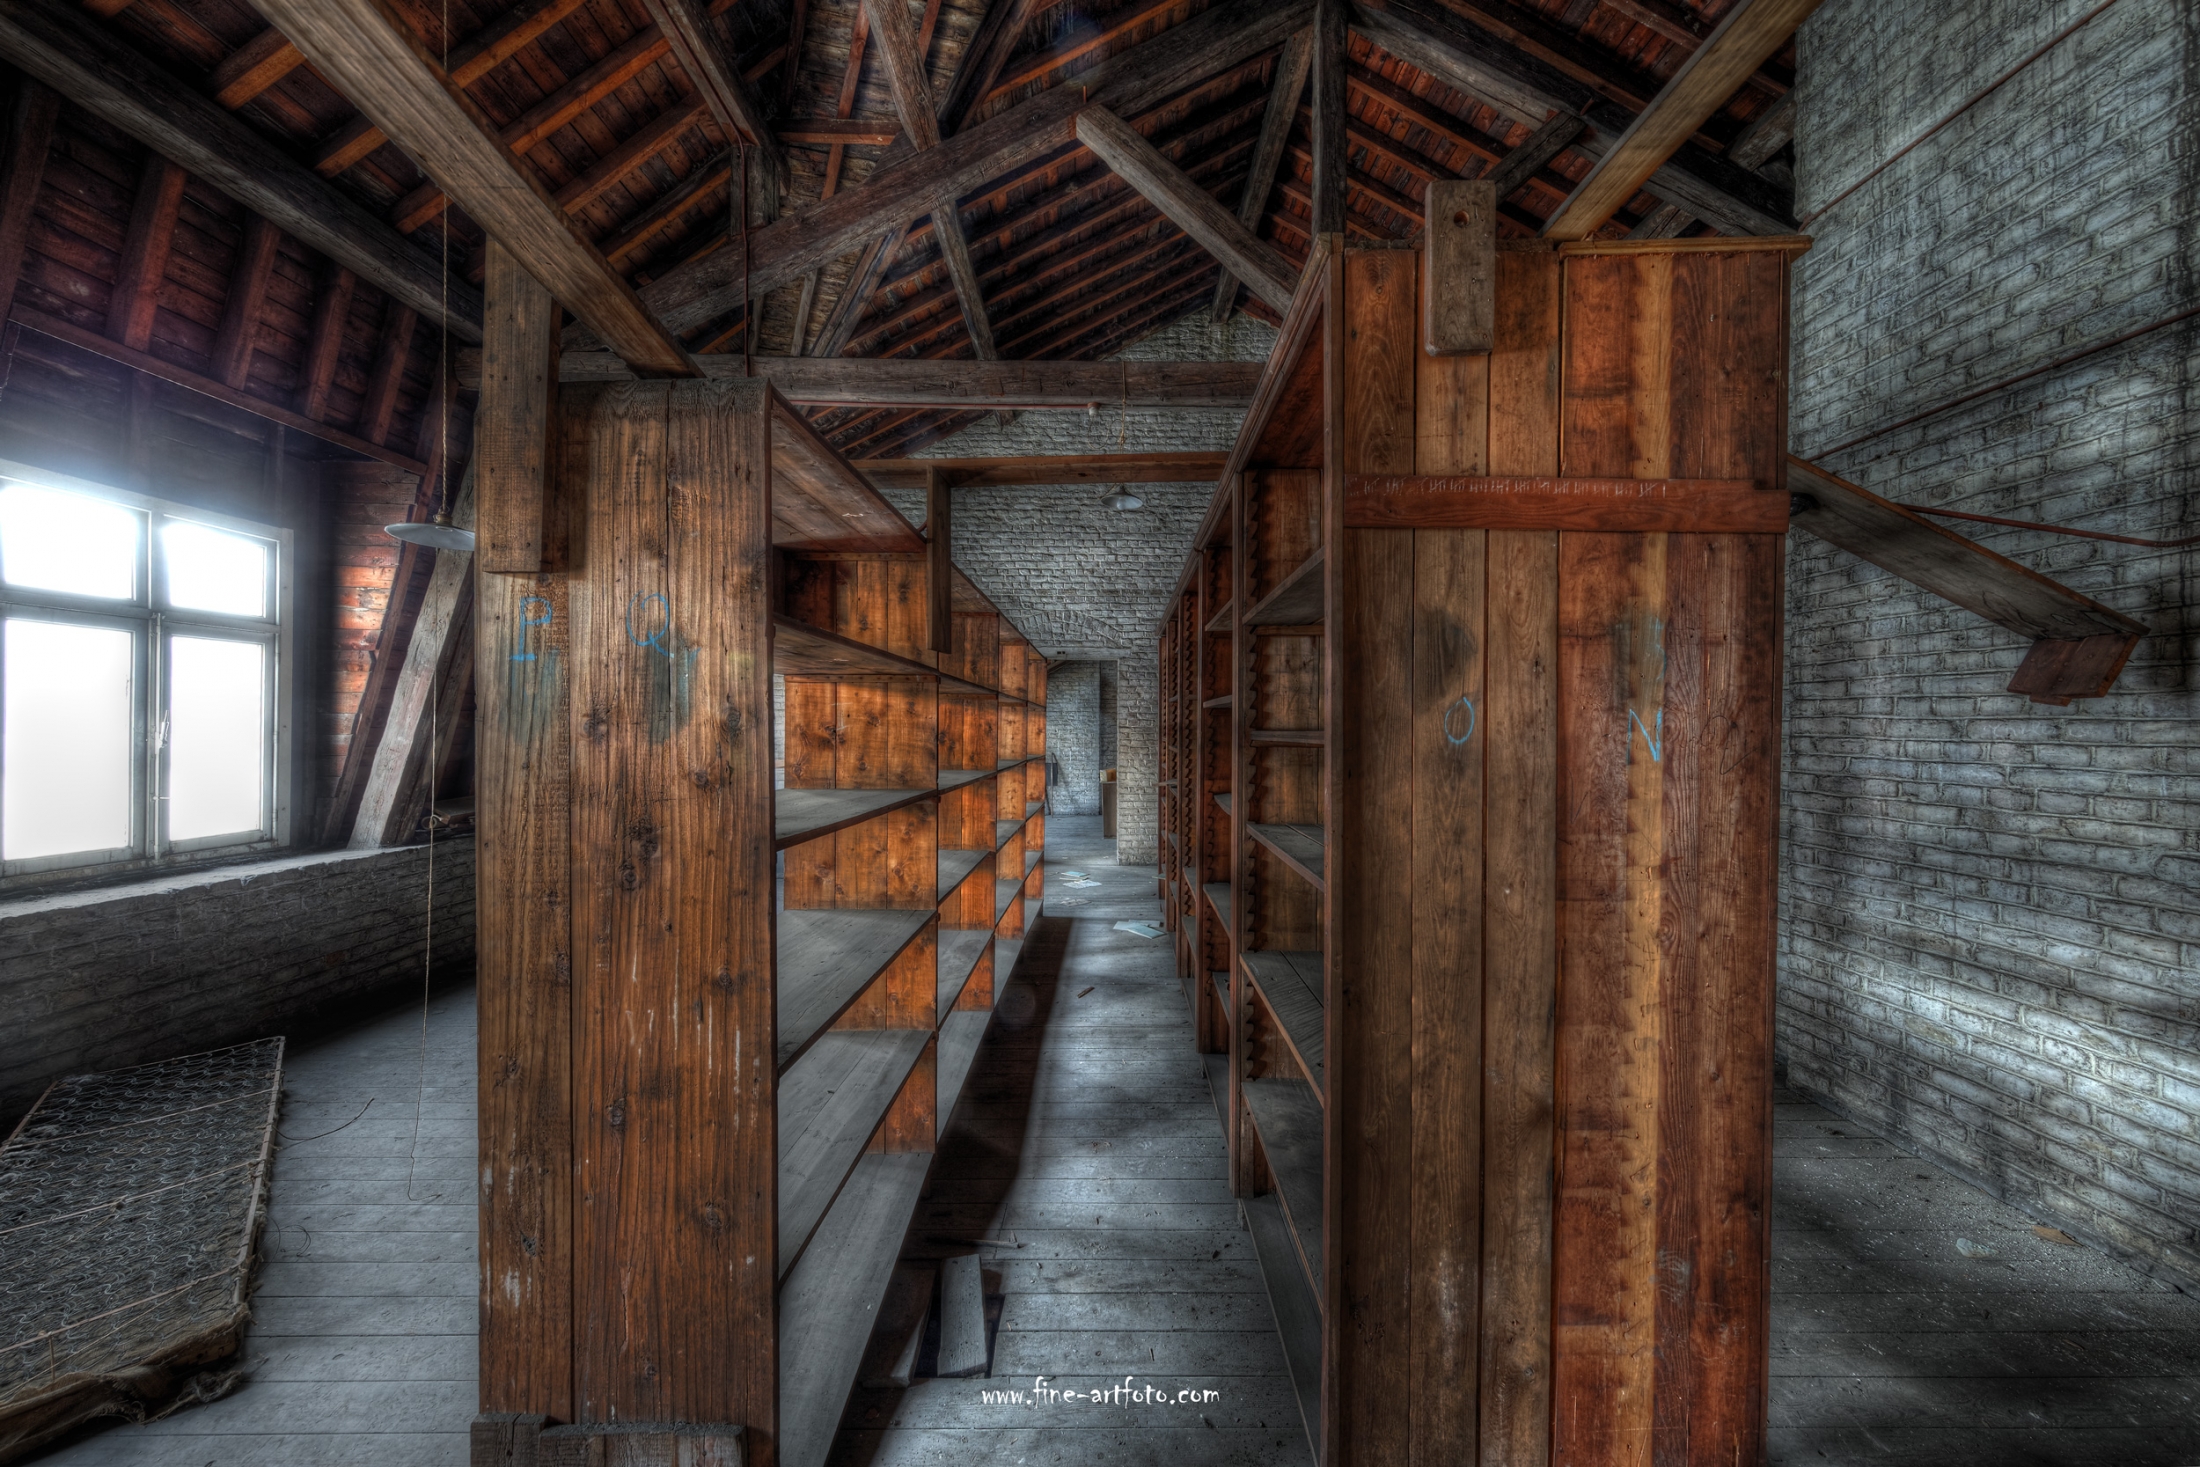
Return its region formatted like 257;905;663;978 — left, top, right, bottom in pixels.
0;459;293;882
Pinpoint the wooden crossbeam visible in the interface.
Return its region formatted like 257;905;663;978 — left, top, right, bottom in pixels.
1214;27;1312;323
1542;0;1822;239
1348;0;1793;236
10;303;426;471
255;0;694;376
1074;106;1296;312
856;452;1227;488
454;351;1260;408
639;0;784;177
0;0;483;339
1311;0;1347;235
608;0;1312;344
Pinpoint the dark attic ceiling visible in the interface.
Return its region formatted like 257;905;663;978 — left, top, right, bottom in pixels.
0;0;1797;466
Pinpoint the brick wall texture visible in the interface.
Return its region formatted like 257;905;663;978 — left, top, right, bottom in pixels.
1049;660;1104;815
0;840;477;1124
893;313;1277;865
1785;0;2200;1284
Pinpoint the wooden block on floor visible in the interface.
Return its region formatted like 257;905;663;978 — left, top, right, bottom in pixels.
858;1264;934;1389
935;1253;989;1378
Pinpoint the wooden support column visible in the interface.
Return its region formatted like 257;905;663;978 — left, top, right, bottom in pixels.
925;468;953;655
563;378;777;1443
479;240;561;573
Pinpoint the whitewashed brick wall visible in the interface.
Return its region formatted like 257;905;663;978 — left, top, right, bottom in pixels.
890;313;1278;865
1784;0;2200;1284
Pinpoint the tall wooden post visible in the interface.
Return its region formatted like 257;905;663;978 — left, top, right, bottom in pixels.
475;372;778;1462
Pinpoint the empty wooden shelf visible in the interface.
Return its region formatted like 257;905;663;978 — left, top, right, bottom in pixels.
1247;822;1324;887
1156;236;1796;1465
775;910;935;1072
1243;546;1325;627
478;376;1045;1466
1242;1075;1324;1293
1242;950;1324;1094
777;786;936;849
778;1030;932;1279
937;927;991;1021
938;847;989;898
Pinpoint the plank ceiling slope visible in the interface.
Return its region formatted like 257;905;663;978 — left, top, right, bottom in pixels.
0;0;1795;463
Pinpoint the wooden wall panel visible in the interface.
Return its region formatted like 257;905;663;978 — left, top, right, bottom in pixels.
476;567;575;1421
1327;244;1417;1465
1479;242;1562;1467
565;380;776;1435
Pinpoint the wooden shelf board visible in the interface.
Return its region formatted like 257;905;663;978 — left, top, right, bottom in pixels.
1243;1190;1323;1462
1248;822;1326;889
1024;896;1040;927
1243;1076;1325;1298
937;927;992;1022
994;817;1027;850
1244;546;1325;627
937;767;992;791
774;615;992;695
1201;1050;1230;1125
1213;790;1232;815
995;878;1020;924
1025;800;1045;817
1203;601;1234;634
935;1008;993;1140
777;909;934;1072
1203;881;1233;930
1248;728;1325;747
1024;850;1041;876
992;936;1024;983
768;394;926;555
1202;694;1233;709
1242;950;1325;1095
778;1028;931;1282
1211;969;1231;1021
776;786;935;850
939;848;990;901
777;1150;932;1467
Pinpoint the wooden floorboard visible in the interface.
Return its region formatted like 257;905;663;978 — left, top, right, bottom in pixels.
832;816;1302;1462
32;818;2200;1466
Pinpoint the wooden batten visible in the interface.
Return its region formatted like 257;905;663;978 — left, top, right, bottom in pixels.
1164;236;1792;1467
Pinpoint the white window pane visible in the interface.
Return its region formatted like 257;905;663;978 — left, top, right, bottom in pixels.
167;636;265;841
0;482;137;599
4;619;134;860
162;520;268;618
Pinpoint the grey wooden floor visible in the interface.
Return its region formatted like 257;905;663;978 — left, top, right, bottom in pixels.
39;981;477;1466
34;815;2200;1465
830;814;1308;1466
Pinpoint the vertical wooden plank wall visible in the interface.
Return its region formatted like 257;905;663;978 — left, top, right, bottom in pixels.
1320;240;1788;1467
565;380;779;1437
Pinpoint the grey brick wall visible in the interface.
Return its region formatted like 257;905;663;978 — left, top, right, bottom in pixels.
0;841;476;1124
1049;660;1103;815
889;313;1277;865
1785;0;2200;1284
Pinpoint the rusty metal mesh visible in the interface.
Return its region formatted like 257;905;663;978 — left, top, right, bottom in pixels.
0;1038;282;1415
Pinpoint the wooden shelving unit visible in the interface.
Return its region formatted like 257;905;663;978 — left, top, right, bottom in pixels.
476;378;1046;1467
1158;233;1800;1464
